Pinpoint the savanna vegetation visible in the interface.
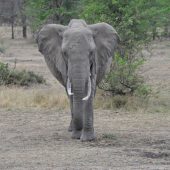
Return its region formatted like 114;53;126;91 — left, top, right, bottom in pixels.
25;0;170;109
0;0;170;110
0;62;45;86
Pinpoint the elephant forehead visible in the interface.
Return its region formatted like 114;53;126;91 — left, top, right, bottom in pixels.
64;28;92;40
63;29;94;50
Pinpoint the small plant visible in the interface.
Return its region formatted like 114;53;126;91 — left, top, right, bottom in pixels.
0;40;6;53
0;46;5;53
112;95;127;108
0;62;45;86
135;84;152;97
102;133;117;140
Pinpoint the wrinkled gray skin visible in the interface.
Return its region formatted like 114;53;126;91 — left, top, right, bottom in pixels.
37;19;119;141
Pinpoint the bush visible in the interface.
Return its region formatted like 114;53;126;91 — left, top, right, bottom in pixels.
0;62;45;86
112;95;127;108
0;46;5;53
0;41;6;53
98;53;150;96
102;133;117;140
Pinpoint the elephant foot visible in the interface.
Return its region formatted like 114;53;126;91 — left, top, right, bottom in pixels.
71;130;82;139
80;130;96;142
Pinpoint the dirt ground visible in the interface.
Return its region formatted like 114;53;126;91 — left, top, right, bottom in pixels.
0;28;170;169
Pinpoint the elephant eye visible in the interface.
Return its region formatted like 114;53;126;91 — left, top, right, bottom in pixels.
63;50;68;57
89;50;94;61
62;50;68;62
63;51;67;56
89;51;93;56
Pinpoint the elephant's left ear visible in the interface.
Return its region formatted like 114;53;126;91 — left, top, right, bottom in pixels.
88;23;120;84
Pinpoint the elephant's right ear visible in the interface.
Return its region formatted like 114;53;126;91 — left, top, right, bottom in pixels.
36;24;68;86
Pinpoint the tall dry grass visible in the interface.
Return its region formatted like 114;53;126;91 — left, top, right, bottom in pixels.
1;86;168;113
0;86;69;109
94;89;149;111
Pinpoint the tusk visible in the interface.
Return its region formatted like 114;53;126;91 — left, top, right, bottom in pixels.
67;78;74;96
82;77;91;101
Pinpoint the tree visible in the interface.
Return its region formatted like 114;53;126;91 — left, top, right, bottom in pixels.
19;0;27;38
81;0;170;50
0;0;27;39
25;0;80;31
25;0;170;95
80;0;170;94
0;0;20;39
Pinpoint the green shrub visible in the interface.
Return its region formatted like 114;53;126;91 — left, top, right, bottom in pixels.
0;62;45;86
135;84;152;97
102;134;117;140
0;41;6;53
112;95;127;108
0;46;5;53
98;53;150;97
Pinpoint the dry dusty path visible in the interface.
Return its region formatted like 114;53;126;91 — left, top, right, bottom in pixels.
0;109;170;170
0;33;170;169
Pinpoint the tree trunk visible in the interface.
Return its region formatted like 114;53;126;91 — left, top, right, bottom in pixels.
164;25;168;37
23;25;27;38
21;3;27;38
20;0;27;38
11;17;14;39
152;27;156;40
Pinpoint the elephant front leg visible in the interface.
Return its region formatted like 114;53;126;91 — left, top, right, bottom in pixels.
71;97;83;139
80;97;96;141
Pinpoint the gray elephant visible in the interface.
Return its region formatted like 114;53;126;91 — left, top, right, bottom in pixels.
37;19;119;141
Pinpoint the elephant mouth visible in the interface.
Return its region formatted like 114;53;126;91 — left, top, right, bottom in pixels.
66;77;92;101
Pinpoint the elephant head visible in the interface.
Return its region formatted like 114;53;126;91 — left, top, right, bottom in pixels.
37;19;119;141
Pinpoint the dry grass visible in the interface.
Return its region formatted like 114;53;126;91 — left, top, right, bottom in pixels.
0;86;147;111
1;86;169;113
0;86;69;109
94;89;149;112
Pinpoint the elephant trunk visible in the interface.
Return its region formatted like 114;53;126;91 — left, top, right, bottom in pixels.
67;66;92;101
67;77;91;101
69;68;91;130
71;76;86;131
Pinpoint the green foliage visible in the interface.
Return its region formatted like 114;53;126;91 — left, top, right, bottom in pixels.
0;40;6;53
112;95;127;108
81;0;170;49
81;0;169;96
0;62;45;86
25;0;80;31
99;53;148;96
135;84;152;97
24;0;169;98
102;133;117;140
0;46;5;53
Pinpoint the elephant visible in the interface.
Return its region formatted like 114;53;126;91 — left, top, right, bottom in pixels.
37;19;119;141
